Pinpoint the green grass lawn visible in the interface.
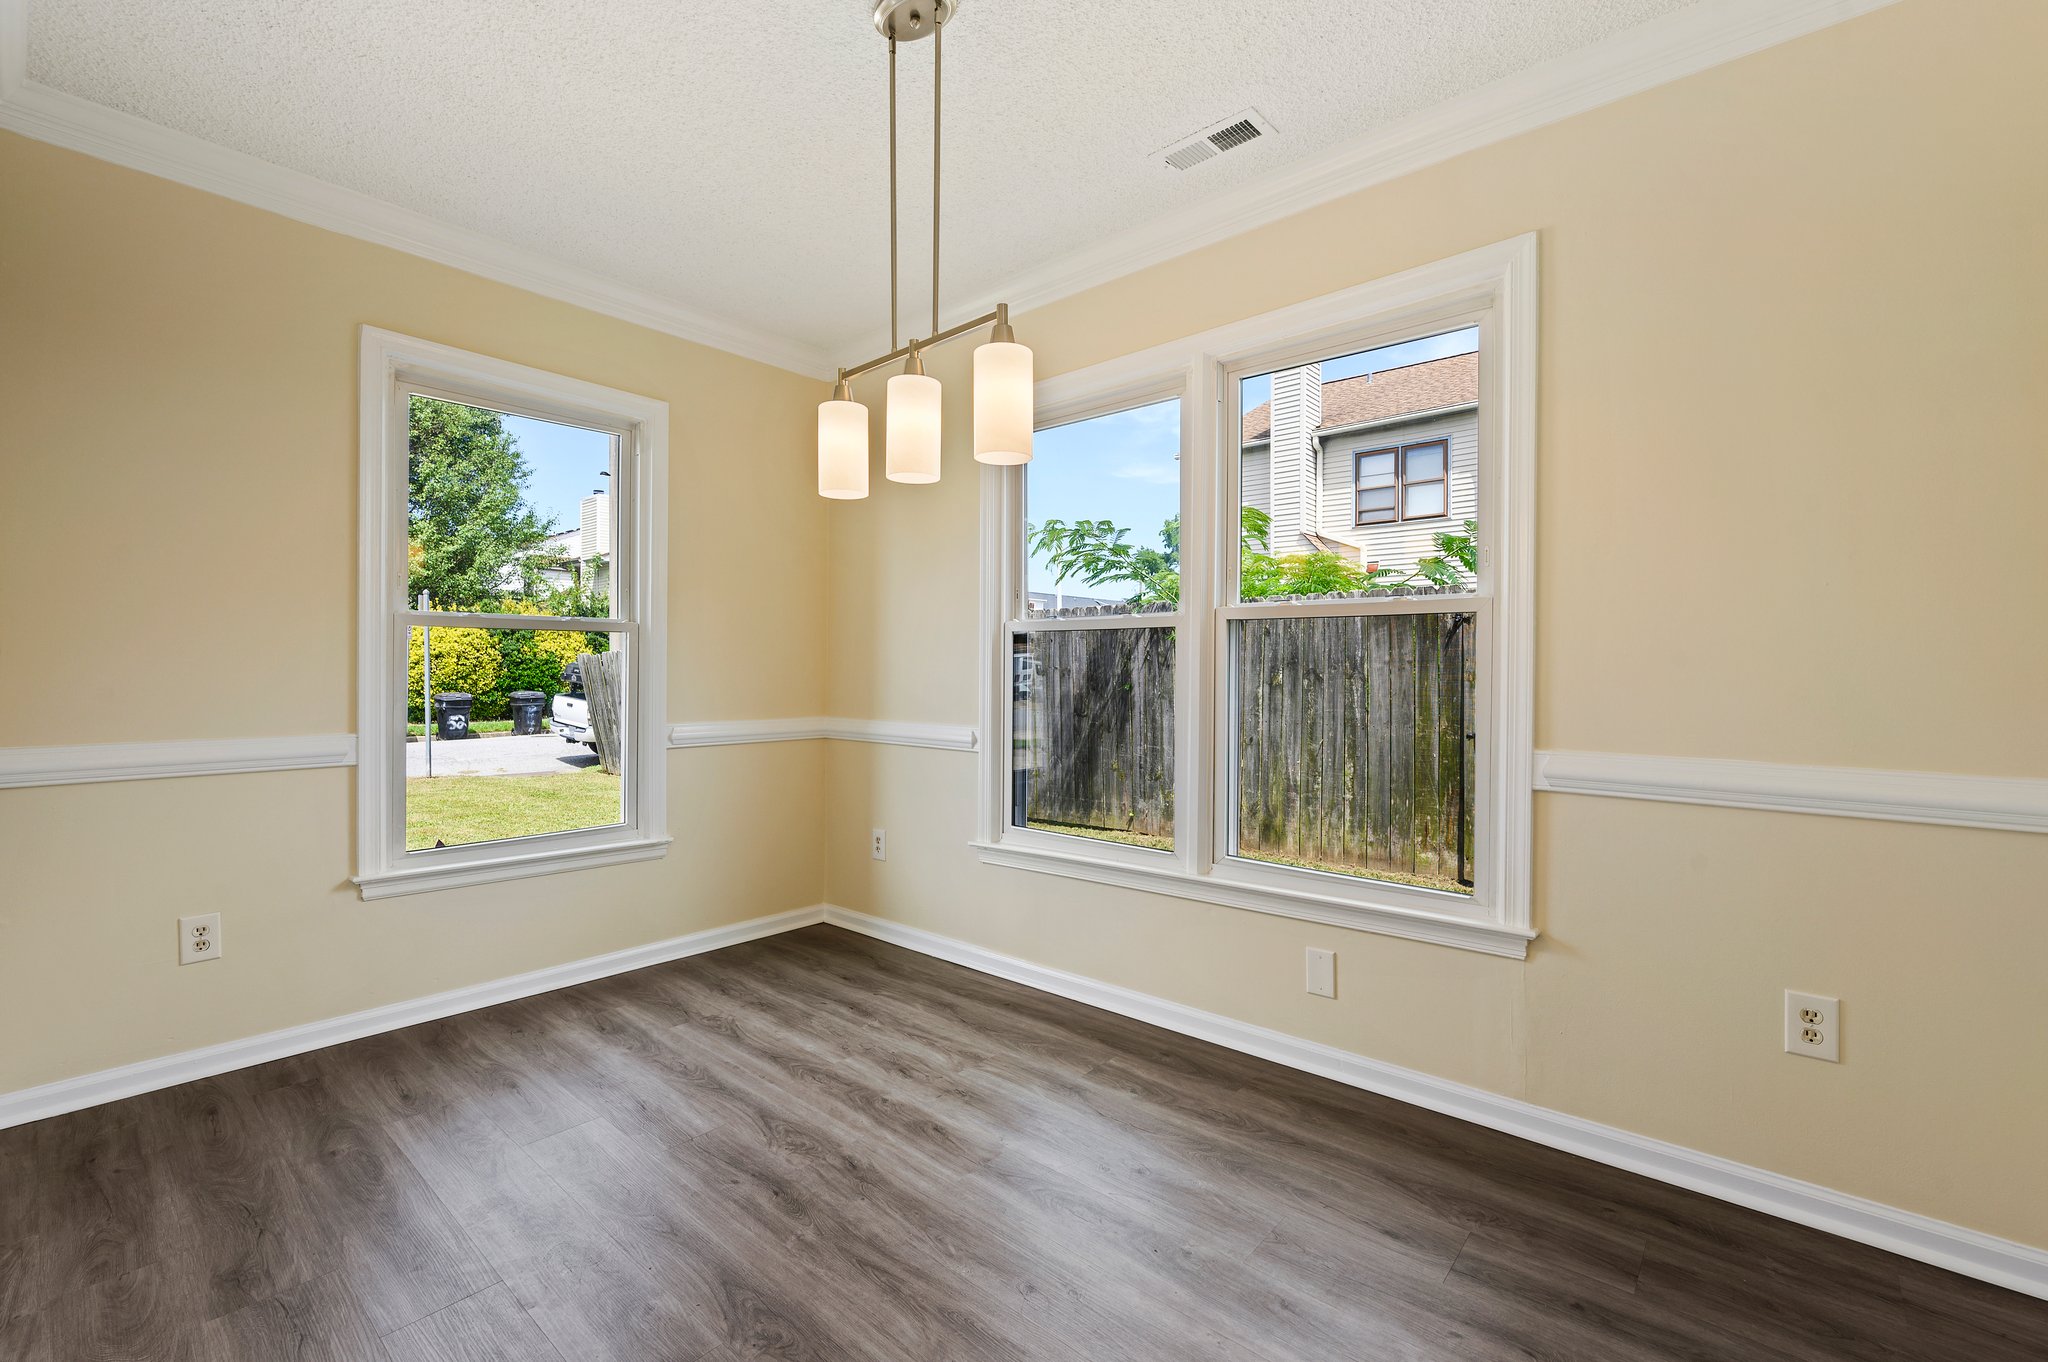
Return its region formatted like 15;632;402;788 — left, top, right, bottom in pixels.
406;768;621;850
406;719;525;736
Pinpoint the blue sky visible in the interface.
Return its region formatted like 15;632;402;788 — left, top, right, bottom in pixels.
1029;398;1183;597
1028;326;1479;597
502;412;614;534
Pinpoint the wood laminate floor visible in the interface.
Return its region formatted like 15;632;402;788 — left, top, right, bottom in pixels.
2;925;2040;1361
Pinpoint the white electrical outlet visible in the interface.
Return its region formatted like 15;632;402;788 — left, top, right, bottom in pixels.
179;913;222;965
870;828;887;860
1784;990;1839;1062
1305;947;1336;999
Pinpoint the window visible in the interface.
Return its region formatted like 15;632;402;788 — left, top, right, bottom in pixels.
978;238;1534;956
1355;440;1448;524
357;329;668;899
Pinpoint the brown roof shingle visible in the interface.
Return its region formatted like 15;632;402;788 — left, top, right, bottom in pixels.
1242;351;1477;444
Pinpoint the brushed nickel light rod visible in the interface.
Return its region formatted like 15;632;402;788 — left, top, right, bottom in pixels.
816;0;1034;500
839;303;1008;383
888;36;898;351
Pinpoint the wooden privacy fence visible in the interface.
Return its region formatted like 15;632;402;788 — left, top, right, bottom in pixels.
1011;608;1475;887
1012;628;1176;839
1235;611;1474;887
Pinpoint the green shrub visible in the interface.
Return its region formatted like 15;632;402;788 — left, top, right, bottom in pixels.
408;626;502;721
496;628;589;705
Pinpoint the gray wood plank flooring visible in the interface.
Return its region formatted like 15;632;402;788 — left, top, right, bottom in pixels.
1;924;2040;1360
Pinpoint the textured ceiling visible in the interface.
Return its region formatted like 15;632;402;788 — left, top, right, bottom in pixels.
28;0;1697;359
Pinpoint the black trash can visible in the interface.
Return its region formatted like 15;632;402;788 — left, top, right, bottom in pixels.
508;690;546;736
432;692;474;740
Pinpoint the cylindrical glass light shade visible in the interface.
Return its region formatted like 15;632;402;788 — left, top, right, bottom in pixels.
972;341;1034;464
817;396;869;499
885;372;943;483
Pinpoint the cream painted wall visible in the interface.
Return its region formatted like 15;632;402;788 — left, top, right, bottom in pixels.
0;131;830;1093
822;0;2048;1250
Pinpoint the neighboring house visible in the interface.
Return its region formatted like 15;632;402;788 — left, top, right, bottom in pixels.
1240;352;1477;575
506;490;613;598
1026;588;1116;614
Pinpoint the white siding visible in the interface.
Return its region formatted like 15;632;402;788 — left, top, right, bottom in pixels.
1316;410;1478;575
1239;446;1271;534
1266;364;1322;551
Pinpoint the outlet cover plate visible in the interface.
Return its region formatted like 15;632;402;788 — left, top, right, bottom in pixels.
1784;989;1839;1062
179;912;222;965
870;829;886;861
1306;948;1336;999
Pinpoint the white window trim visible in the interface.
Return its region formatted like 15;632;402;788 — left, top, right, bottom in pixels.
354;327;670;900
976;236;1537;958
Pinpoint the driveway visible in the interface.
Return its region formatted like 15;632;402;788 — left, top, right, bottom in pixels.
407;732;599;778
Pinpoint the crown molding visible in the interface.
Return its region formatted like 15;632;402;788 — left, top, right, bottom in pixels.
833;0;1904;360
0;0;834;381
4;0;1895;383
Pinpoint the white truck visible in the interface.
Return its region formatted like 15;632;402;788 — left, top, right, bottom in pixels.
550;662;595;748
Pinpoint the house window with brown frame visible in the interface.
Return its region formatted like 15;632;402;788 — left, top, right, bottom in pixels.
1354;439;1448;525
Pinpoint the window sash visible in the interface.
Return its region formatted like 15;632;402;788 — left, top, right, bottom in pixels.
400;610;634;634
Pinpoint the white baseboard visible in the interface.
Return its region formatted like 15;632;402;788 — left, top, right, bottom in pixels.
0;905;825;1131
822;905;2048;1301
11;895;2042;1302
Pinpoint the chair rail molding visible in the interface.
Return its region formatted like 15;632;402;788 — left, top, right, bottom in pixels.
1534;750;2048;835
668;718;977;752
0;720;978;789
0;734;358;789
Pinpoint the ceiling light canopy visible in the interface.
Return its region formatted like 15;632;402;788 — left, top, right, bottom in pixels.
817;1;1032;500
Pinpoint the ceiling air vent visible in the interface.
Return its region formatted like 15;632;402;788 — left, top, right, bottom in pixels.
1156;109;1276;172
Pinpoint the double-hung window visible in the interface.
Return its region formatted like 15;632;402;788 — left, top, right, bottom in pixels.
978;238;1535;956
356;329;669;899
1355;439;1448;524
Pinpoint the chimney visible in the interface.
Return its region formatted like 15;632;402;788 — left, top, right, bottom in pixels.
1267;364;1323;552
580;490;611;599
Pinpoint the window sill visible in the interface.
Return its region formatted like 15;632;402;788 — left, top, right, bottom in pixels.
971;838;1534;959
355;835;672;901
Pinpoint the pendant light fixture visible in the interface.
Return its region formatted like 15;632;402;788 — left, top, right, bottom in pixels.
816;0;1033;500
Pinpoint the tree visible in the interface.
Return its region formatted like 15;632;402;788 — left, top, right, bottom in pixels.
407;397;554;609
1031;505;1477;607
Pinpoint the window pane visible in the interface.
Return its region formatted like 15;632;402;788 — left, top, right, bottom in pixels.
407;625;623;851
1356;451;1397;485
408;395;619;616
1027;399;1180;618
1240;325;1478;598
1403;482;1447;519
1232;613;1474;895
1011;628;1174;850
1404;444;1445;480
